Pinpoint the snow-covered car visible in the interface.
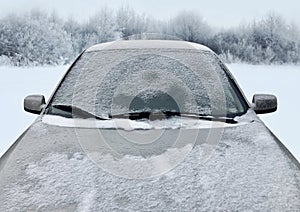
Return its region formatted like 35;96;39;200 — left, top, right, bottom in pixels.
1;40;299;211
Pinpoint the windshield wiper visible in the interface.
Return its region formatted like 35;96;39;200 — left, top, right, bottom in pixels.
110;111;237;124
49;104;110;120
179;113;237;124
111;111;168;120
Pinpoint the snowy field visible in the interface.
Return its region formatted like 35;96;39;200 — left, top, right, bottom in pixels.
0;64;299;162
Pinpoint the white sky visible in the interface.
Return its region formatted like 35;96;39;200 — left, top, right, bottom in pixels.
0;0;300;28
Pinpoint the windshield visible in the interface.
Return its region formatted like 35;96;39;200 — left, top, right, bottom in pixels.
46;48;248;119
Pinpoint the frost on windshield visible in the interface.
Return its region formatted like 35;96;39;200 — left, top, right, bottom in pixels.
51;49;245;117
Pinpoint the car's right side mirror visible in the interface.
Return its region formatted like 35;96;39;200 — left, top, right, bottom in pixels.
252;94;277;114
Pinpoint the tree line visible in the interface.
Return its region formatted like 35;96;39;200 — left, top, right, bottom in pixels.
0;7;299;66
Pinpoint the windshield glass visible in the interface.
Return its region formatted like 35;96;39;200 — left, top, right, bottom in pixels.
46;49;248;119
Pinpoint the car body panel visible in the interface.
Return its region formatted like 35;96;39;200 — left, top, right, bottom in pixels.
0;111;300;211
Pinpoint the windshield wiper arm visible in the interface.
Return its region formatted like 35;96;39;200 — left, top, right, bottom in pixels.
178;113;237;124
49;104;110;120
110;111;160;120
110;111;237;123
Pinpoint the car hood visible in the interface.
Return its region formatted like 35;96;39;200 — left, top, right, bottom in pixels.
0;111;300;211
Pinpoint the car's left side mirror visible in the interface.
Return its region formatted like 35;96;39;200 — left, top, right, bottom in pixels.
252;94;277;114
24;94;46;114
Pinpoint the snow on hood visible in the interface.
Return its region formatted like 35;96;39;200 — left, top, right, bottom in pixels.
1;110;300;211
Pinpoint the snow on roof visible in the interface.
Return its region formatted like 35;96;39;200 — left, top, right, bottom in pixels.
86;40;213;52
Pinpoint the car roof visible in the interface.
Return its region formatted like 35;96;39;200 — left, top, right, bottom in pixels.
86;40;213;53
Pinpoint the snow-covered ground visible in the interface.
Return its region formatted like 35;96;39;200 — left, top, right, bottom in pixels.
0;64;299;162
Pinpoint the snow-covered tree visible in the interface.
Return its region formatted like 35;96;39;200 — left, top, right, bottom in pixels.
64;17;85;54
116;5;149;39
89;7;117;43
0;9;73;66
1;8;300;66
169;11;212;43
206;12;300;64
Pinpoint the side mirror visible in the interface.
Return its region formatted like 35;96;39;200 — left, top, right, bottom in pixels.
252;94;277;114
24;95;46;114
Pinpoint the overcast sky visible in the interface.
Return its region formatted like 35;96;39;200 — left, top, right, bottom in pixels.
0;0;300;27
